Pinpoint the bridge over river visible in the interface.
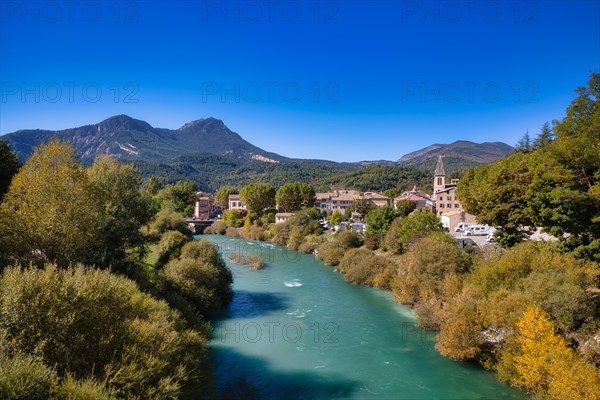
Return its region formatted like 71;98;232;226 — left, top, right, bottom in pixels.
186;218;216;234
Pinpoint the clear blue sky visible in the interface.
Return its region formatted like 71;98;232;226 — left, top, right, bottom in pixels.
1;1;598;162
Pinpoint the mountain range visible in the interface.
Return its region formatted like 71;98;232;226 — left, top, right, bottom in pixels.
3;115;285;164
1;115;513;191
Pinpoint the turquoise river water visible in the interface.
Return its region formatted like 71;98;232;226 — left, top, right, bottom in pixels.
204;235;527;400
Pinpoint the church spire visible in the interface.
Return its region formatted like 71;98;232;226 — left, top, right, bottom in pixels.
434;155;445;176
433;155;446;195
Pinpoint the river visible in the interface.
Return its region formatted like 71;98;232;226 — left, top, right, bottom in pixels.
204;235;527;400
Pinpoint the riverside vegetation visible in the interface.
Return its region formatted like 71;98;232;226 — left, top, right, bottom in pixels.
205;74;600;400
0;140;233;399
0;74;598;399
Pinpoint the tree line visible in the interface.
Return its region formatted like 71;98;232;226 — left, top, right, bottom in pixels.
0;139;233;399
205;73;600;400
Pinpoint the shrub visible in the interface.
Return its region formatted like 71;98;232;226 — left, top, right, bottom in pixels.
0;265;210;399
51;375;115;400
337;248;395;288
246;255;265;270
155;230;192;266
318;231;363;266
205;220;227;235
164;241;233;314
319;242;347;266
0;353;56;400
364;234;382;250
271;221;291;246
285;210;322;249
227;253;265;270
298;234;325;254
225;227;241;238
241;223;267;241
391;232;471;305
336;230;364;248
145;210;191;240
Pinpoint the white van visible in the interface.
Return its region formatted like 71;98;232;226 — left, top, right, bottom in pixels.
465;224;492;236
454;222;475;233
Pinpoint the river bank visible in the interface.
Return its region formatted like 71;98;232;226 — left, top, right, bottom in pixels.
203;235;527;399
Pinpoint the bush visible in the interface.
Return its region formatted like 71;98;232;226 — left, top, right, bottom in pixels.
155;230;192;266
337;248;395;288
145;210;191;240
0;353;56;400
298;234;325;254
391;232;471;306
205;220;227;235
227;253;265;270
51;375;115;400
285;210;322;249
0;265;210;399
271;221;291;246
241;223;267;241
164;241;233;314
364;234;382;250
317;231;363;266
319;242;347;266
335;230;364;248
225;227;241;238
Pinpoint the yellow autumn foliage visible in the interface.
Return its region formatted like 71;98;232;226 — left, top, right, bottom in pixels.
513;306;600;400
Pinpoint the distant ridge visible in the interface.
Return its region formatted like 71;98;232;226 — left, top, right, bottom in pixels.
397;140;513;173
1;116;513;191
2;115;287;164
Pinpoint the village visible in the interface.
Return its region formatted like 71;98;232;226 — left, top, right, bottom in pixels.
189;155;495;246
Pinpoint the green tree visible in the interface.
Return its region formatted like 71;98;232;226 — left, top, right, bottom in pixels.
223;209;244;227
0;141;153;268
458;73;600;254
156;180;197;215
328;209;343;226
146;175;161;195
215;186;238;209
457;153;535;247
0;139;100;267
365;206;398;237
275;182;316;212
285;208;322;249
383;212;443;254
515;131;532;153
0;140;20;200
532;122;554;150
240;183;276;215
395;199;416;218
86;156;154;266
349;198;373;216
383;188;402;199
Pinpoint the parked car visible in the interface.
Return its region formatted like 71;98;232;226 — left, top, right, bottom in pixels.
465;224;492;236
485;233;495;242
454;222;475;233
455;237;478;249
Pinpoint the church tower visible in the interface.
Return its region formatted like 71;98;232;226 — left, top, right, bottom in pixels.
433;155;446;195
